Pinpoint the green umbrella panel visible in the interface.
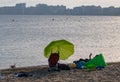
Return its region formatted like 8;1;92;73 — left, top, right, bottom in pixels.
44;39;74;60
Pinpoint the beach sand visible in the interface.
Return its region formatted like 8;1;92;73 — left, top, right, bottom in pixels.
0;62;120;82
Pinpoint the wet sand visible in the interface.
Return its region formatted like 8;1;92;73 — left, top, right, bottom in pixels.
0;62;120;82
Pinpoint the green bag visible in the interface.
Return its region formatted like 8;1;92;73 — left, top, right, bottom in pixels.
84;53;107;69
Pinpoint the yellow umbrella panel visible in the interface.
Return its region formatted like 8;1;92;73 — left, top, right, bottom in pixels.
44;39;74;60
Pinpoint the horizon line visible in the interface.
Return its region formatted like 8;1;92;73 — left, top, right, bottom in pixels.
0;3;120;9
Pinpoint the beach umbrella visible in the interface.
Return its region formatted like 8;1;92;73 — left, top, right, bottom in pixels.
44;39;74;60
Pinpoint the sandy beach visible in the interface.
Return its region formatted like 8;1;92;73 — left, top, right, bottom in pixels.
0;62;120;82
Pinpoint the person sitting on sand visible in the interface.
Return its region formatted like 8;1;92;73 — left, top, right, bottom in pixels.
48;52;60;71
73;53;92;63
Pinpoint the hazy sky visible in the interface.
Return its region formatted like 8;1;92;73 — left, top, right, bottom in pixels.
0;0;120;8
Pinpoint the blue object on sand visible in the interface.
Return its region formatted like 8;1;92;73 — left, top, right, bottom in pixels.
76;61;85;69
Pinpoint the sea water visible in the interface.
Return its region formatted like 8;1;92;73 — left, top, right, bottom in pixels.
0;15;120;69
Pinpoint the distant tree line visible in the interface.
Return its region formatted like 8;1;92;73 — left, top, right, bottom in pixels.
0;3;120;15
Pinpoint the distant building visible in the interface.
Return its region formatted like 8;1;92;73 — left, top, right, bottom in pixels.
15;3;26;9
15;3;26;14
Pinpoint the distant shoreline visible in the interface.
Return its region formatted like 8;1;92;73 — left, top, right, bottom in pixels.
0;3;120;16
0;14;120;16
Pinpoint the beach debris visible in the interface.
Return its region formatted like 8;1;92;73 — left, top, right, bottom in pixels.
0;73;4;79
14;72;28;77
14;72;33;77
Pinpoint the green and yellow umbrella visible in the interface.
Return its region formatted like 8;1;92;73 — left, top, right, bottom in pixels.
44;39;74;60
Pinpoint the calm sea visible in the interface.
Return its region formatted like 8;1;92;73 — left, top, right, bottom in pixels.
0;15;120;69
